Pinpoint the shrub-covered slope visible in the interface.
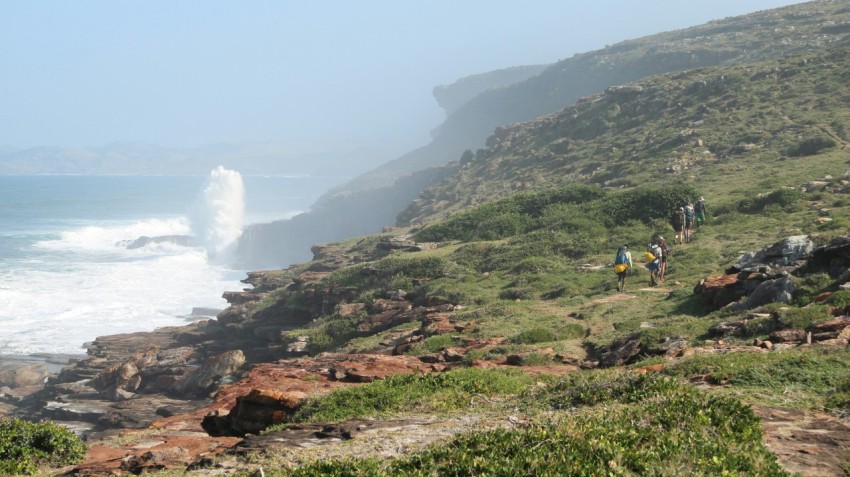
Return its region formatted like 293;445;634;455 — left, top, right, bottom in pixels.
400;46;850;225
218;46;850;474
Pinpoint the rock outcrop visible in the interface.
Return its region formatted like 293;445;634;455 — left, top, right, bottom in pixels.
692;235;850;312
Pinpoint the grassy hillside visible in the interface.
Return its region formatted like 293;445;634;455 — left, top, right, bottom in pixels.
335;0;850;195
217;47;850;475
400;46;850;225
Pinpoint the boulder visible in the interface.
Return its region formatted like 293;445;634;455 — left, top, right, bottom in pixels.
769;328;807;343
0;363;49;389
694;274;745;310
731;235;814;272
175;350;246;397
600;338;642;367
708;321;748;338
808;317;850;334
202;389;308;437
123;235;193;249
800;236;850;277
746;275;796;308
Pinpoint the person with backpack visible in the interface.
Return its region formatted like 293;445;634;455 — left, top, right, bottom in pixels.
657;236;670;282
670;207;685;244
695;197;707;228
644;242;662;287
613;245;633;293
684;202;695;242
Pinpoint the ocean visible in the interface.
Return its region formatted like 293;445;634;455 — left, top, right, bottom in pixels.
0;169;343;356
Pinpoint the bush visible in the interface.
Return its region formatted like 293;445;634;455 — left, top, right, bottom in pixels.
787;135;836;157
775;305;832;329
0;418;86;475
528;372;682;409
511;327;557;344
593;182;701;227
737;188;804;214
830;290;850;308
414;185;607;242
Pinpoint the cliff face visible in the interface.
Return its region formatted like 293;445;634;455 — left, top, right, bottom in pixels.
236;164;457;268
431;64;550;117
236;0;850;267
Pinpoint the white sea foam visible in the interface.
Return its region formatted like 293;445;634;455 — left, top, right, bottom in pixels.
0;220;245;355
0;169;252;356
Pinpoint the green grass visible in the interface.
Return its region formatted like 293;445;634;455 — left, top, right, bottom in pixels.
283;368;535;424
663;347;850;410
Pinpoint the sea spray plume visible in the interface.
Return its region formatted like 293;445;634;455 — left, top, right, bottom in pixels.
189;166;245;260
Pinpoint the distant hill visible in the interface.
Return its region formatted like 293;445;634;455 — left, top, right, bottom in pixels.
345;1;850;194
400;46;850;225
238;0;850;268
431;64;550;117
0;141;393;177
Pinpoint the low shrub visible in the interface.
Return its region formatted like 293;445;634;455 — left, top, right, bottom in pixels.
830;290;850;308
0;418;86;475
792;273;835;306
404;334;456;355
737;188;804;214
291;368;533;423
775;304;832;329
787;135;836;157
527;371;682;409
511;327;557;344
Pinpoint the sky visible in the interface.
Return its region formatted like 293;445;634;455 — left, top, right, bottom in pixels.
0;0;802;155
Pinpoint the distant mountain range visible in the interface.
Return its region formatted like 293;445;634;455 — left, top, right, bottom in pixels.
0;141;393;177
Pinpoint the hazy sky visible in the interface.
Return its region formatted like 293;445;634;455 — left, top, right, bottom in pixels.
1;1;801;154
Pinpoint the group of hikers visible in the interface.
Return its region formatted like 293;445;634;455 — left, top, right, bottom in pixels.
613;197;707;292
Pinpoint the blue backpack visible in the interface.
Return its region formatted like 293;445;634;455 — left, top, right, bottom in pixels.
615;247;628;264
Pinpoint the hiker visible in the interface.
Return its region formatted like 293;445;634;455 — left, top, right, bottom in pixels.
695;196;707;228
657;236;670;282
613;245;633;293
644;242;662;287
684;202;695;242
670;207;685;244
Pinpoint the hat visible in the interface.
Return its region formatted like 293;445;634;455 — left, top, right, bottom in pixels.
658;236;664;241
700;196;704;201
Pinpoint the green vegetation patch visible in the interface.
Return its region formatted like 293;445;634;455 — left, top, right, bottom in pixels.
735;188;805;215
524;371;682;410
288;368;534;423
664;347;850;403
415;183;699;244
0;418;86;475
287;381;787;476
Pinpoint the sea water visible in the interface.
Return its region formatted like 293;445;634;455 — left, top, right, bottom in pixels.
0;170;343;356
